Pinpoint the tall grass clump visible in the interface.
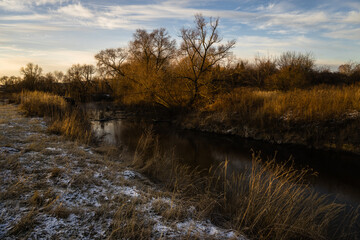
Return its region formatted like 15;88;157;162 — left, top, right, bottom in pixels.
131;129;359;240
17;90;92;142
207;84;360;124
224;153;359;239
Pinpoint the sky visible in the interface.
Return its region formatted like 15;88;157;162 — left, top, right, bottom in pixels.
0;0;359;76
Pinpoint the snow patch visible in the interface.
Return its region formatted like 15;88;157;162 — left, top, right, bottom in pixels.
0;147;19;154
118;186;140;198
121;170;140;180
45;147;63;151
176;220;243;239
60;190;101;208
153;222;171;233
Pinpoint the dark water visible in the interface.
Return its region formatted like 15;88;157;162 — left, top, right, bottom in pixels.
86;103;360;208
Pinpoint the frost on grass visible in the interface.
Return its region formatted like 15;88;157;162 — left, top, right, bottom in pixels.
0;147;20;154
0;104;246;239
121;169;143;180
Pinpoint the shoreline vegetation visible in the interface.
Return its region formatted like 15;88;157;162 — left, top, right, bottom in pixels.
1;90;358;239
178;84;360;153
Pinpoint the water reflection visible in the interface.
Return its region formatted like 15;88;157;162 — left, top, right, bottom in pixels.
88;103;360;207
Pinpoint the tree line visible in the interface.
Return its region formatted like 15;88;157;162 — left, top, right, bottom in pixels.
1;14;360;108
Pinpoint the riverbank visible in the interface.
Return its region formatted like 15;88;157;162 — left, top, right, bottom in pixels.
0;103;243;239
171;85;360;154
3;90;359;239
178;110;360;153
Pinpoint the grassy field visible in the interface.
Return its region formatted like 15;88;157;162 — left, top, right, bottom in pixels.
0;103;243;239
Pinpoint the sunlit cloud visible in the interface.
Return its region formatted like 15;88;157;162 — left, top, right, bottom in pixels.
56;3;93;19
0;14;50;21
343;11;360;23
324;28;360;40
0;23;64;32
0;47;96;76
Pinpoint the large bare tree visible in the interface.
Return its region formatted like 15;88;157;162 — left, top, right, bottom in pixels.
129;28;176;73
95;48;128;79
128;28;177;107
20;63;43;90
180;14;236;106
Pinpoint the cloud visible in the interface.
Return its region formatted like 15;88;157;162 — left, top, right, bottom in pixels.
0;0;29;11
235;35;317;51
0;47;96;76
0;0;66;12
56;3;93;19
324;28;360;40
343;11;360;23
0;23;64;32
0;14;50;21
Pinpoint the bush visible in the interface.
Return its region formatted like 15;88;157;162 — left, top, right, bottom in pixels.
18;91;92;142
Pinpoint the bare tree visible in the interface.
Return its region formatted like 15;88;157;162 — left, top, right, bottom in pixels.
95;48;128;78
277;51;314;72
66;64;83;82
338;62;360;76
20;63;43;90
128;28;177;107
53;71;65;82
129;28;176;73
20;63;43;79
81;64;96;82
253;55;277;87
180;14;236;106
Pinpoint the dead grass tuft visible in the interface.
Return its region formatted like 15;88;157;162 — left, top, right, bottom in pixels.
25;141;45;153
29;190;43;207
49;167;65;179
8;208;37;236
108;200;154;239
16;90;92;143
152;198;188;221
0;177;30;200
70;171;97;188
52;203;72;219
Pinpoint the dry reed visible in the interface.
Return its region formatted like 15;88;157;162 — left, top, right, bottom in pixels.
17;90;92;142
131;129;360;240
206;84;360;123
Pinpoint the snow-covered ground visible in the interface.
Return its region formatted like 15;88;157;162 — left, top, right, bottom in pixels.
0;104;246;239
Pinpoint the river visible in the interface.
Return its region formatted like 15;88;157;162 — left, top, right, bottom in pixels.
85;103;360;208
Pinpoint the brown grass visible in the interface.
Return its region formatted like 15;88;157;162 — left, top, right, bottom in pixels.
49;167;65;179
8;209;37;236
0;176;30;200
152;198;188;221
15;90;92;142
108;199;154;239
206;84;360;123
130;129;359;240
51;204;72;219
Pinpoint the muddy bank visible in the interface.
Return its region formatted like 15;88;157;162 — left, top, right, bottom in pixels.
177;111;360;154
